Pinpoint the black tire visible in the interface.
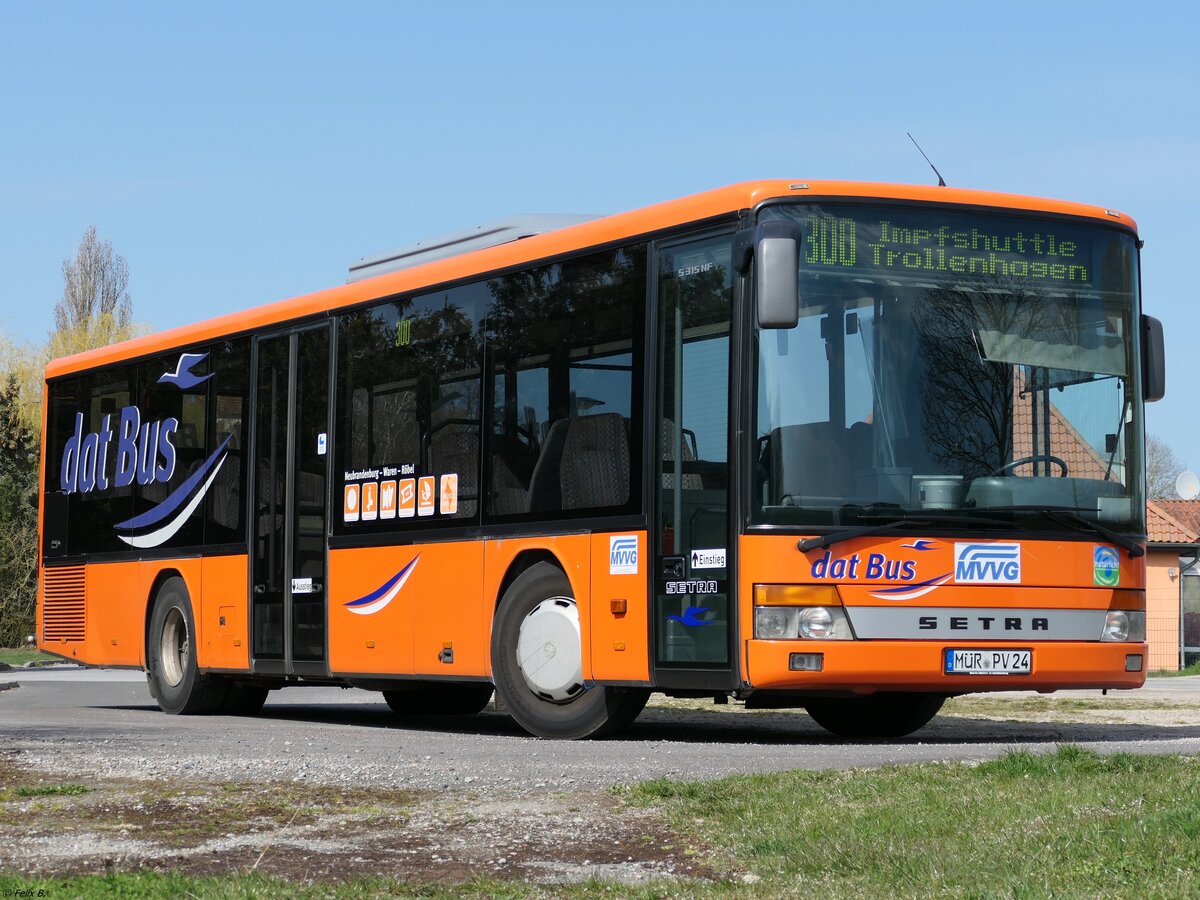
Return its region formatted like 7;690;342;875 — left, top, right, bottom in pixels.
804;692;945;739
491;562;648;739
147;577;229;715
221;683;270;716
382;683;494;716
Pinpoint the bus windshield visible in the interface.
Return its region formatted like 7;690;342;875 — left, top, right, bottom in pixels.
752;203;1144;535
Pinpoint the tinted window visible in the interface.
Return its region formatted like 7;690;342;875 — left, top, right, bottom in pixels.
53;367;135;555
205;338;250;545
124;350;210;549
485;245;646;519
43;342;251;559
335;282;485;532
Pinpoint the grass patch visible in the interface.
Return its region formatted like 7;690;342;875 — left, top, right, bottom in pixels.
0;872;690;898
0;648;58;666
627;746;1200;897
1150;660;1200;678
942;694;1199;719
14;783;90;798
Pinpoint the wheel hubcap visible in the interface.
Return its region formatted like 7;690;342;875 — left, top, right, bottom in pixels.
160;607;188;688
516;597;584;703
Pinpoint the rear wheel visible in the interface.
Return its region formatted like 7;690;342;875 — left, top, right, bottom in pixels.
147;577;228;715
491;562;648;739
804;692;945;739
383;683;493;716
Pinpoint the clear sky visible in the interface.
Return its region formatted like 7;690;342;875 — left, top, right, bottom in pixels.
2;2;1197;465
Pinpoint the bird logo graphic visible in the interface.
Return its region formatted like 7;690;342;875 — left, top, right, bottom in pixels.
667;606;714;627
158;352;214;390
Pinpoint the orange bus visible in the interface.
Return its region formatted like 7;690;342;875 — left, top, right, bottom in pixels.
37;180;1165;739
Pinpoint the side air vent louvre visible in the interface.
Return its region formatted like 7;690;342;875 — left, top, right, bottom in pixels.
43;565;86;643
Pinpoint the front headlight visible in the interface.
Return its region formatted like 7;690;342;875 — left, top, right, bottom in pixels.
798;606;834;639
755;606;853;640
755;607;796;639
1101;610;1145;642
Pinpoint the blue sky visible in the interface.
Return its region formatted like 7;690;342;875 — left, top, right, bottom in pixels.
2;2;1197;464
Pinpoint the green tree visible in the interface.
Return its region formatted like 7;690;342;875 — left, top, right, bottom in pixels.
0;226;145;647
0;374;38;647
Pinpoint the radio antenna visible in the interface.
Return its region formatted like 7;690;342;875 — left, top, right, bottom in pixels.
907;132;946;187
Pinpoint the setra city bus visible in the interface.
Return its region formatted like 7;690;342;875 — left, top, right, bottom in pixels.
37;180;1165;739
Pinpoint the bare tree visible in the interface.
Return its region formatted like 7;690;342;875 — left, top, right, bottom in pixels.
54;225;131;333
1146;433;1187;499
47;227;142;362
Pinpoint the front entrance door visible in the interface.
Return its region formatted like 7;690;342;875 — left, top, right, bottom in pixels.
250;325;331;676
652;231;737;687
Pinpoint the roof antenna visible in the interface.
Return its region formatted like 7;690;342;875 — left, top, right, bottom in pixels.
907;132;946;187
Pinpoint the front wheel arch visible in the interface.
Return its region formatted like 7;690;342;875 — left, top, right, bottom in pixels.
490;561;647;739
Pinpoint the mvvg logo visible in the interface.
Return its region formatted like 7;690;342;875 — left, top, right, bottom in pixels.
609;535;638;575
954;543;1022;584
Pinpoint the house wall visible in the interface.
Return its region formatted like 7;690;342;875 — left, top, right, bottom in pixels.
1146;550;1181;671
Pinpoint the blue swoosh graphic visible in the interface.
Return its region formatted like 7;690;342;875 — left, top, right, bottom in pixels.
901;540;937;551
115;434;232;531
343;556;420;615
667;605;713;627
868;573;950;602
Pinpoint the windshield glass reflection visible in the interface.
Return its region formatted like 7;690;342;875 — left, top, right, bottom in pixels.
753;203;1143;535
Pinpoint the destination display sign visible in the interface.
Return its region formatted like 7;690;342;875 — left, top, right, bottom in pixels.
774;206;1122;289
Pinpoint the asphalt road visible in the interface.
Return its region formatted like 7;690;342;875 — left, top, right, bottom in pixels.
3;666;1200;791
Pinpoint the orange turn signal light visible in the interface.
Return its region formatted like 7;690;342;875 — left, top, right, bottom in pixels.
610;599;628;615
753;584;843;606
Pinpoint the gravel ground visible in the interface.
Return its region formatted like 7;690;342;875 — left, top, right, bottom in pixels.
2;666;1199;884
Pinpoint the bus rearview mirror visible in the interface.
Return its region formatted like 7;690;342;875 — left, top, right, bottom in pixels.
755;220;802;329
1142;314;1165;402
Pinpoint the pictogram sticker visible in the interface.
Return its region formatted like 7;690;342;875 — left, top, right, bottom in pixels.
417;476;436;516
440;473;458;515
343;484;360;523
399;478;416;518
379;480;397;519
361;482;378;521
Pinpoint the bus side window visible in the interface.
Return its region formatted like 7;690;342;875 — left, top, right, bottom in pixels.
484;244;646;520
334;282;484;530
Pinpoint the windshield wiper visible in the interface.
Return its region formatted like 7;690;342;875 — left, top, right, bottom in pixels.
999;505;1145;558
797;513;1013;553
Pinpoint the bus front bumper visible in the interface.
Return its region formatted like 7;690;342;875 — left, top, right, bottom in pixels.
745;639;1148;694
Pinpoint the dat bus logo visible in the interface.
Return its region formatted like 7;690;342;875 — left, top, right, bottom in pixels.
59;406;178;494
954;543;1022;584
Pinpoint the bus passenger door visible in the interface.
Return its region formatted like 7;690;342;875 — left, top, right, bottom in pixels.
250;325;331;677
652;232;737;688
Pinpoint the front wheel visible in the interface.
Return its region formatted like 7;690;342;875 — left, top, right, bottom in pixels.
147;577;229;715
804;693;945;738
491;562;648;739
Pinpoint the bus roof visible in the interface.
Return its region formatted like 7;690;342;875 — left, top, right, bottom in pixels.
44;179;1138;380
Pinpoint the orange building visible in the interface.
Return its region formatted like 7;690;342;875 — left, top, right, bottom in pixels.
1146;500;1200;670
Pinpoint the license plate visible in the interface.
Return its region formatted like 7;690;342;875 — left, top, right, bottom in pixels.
944;648;1032;675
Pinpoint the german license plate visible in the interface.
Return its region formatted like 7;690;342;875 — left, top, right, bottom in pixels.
944;648;1032;675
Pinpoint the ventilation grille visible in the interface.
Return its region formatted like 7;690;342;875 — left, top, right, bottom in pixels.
43;565;86;643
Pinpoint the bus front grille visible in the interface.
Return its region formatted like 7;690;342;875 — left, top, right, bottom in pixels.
43;565;86;643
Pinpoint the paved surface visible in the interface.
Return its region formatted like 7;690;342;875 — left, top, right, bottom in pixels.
2;666;1199;790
